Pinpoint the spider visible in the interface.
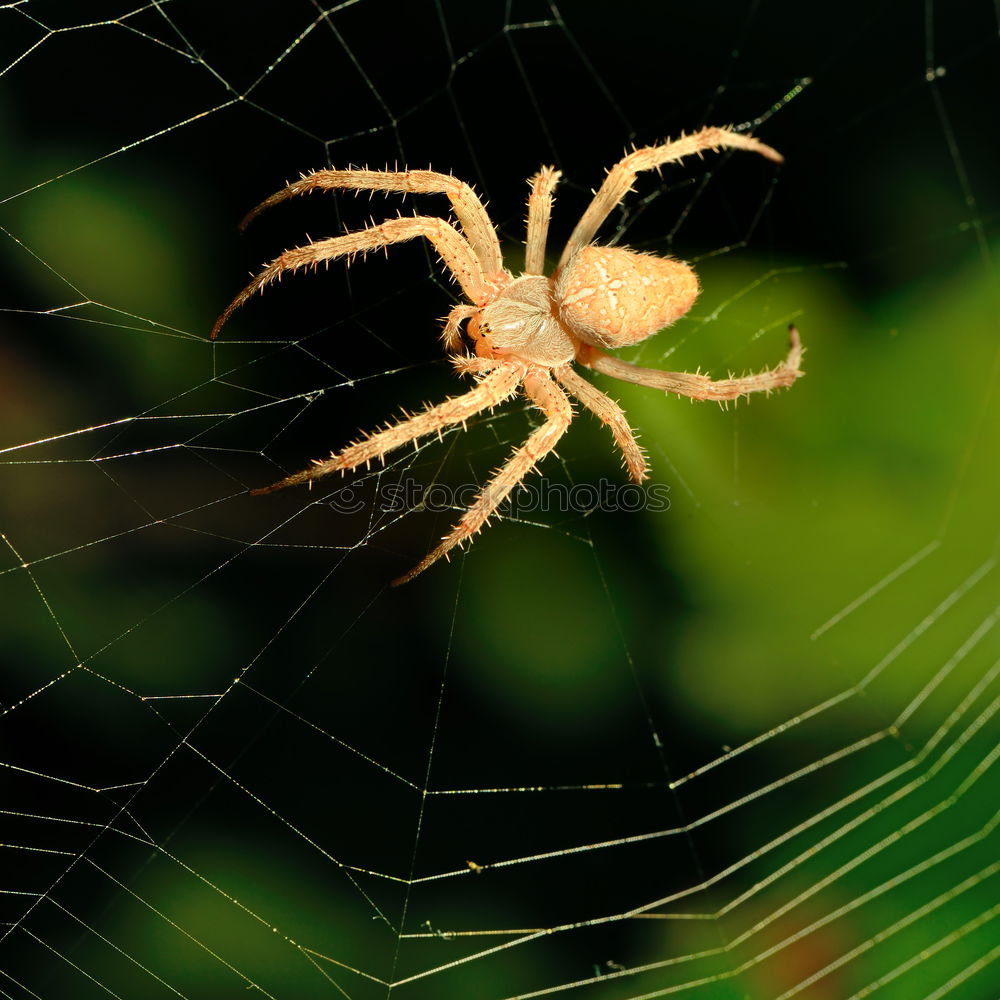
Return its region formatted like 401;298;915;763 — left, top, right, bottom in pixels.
212;126;803;585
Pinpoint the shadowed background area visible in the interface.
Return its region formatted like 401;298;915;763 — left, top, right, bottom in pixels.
1;1;998;998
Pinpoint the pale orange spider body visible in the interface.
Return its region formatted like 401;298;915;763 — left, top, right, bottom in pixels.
557;246;701;349
212;126;803;584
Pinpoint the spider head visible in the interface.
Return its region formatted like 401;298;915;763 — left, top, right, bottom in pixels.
472;275;577;367
555;246;700;350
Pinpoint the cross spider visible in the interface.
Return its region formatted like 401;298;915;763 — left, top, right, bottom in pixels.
212;126;803;585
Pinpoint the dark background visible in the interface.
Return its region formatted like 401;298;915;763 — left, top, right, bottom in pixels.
2;2;999;998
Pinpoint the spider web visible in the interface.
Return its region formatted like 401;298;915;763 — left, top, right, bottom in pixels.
2;1;999;998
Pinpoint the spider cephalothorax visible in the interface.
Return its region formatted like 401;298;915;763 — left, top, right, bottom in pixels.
212;126;803;584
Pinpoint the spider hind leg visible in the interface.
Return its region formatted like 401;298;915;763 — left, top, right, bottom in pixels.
581;326;803;403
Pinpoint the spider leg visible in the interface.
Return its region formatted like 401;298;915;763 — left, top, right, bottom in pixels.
239;168;504;281
251;365;522;495
580;325;803;403
555;365;648;483
393;370;573;586
211;215;488;338
524;166;561;275
558;126;783;268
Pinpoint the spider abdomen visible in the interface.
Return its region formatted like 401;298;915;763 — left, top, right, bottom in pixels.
555;246;700;350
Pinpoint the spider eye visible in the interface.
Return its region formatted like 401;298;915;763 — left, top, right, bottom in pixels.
556;246;700;350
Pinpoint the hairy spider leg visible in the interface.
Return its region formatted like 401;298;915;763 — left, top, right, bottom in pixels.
558;126;783;268
580;325;803;402
211;216;488;339
555;365;648;482
250;364;522;495
238;167;504;281
524;166;562;275
393;370;573;585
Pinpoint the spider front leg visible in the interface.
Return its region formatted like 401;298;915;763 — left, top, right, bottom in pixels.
252;365;521;495
393;370;573;586
211;215;488;338
581;326;803;402
238;168;504;280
